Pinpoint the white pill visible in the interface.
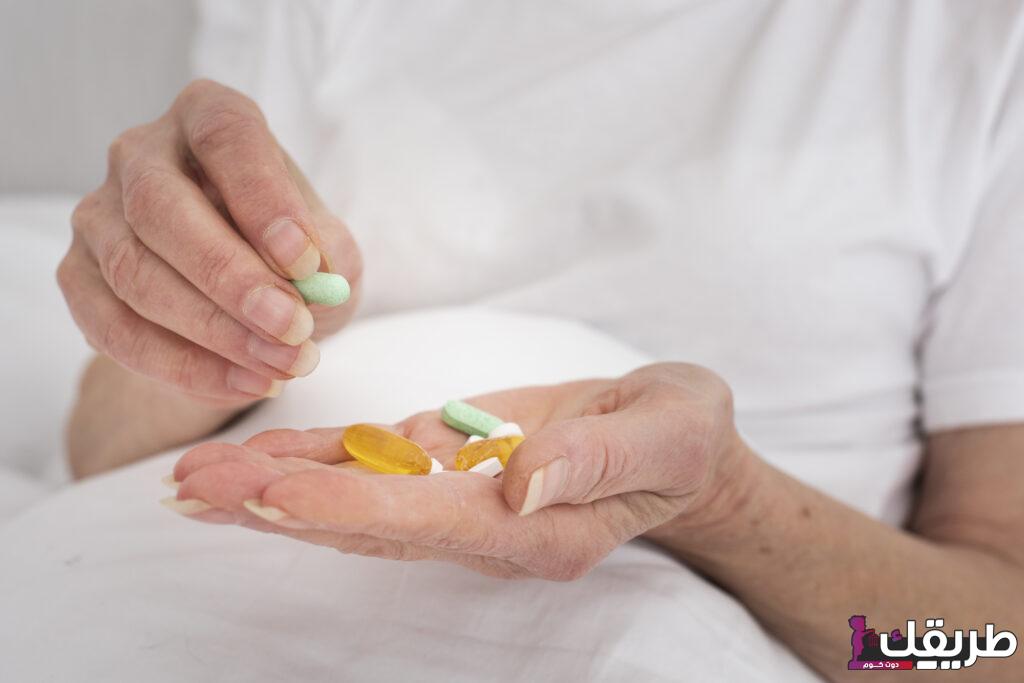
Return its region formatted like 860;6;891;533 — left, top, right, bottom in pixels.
468;456;503;477
465;434;484;444
487;422;523;439
430;457;444;474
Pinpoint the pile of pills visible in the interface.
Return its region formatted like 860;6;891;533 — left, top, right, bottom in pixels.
289;278;527;479
338;400;524;478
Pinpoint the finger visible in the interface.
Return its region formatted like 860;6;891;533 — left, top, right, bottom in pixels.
117;158;315;348
242;424;416;466
175;80;322;279
59;248;279;401
242;428;351;464
300;211;362;336
280;150;363;291
174;455;362;534
172;441;325;483
178;459;283;512
174;451;342;526
78;197;319;379
502;406;704;516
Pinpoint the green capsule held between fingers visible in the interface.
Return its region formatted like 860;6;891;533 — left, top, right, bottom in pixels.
292;272;351;306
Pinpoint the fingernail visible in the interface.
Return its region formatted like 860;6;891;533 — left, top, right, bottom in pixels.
227;365;285;398
264;220;321;280
243;499;288;521
160;496;212;515
243;285;314;345
519;457;570;516
248;335;320;377
243;499;312;529
161;474;180;491
468;456;503;478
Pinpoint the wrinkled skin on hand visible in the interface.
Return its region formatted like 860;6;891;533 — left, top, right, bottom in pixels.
169;362;749;581
59;79;362;407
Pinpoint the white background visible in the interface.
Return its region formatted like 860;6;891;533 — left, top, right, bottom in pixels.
0;0;195;193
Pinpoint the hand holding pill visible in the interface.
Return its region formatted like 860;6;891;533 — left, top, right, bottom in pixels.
58;79;361;406
164;363;750;581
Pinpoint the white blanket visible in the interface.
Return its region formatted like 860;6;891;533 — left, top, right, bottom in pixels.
0;306;819;681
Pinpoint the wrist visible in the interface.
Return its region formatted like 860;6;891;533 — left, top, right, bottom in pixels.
68;355;248;478
645;431;770;554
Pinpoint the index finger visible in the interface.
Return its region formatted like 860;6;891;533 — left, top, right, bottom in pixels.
175;80;322;280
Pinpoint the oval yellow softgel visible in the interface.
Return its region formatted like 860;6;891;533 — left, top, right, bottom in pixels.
455;435;525;471
342;424;432;475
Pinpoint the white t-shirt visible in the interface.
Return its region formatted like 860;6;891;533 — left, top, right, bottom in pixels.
194;0;1024;523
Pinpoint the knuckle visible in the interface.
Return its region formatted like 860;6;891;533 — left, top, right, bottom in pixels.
105;125;146;177
103;235;146;301
666;404;722;492
591;439;629;502
634;374;680;403
322;217;364;285
581;384;622;417
708;373;735;417
55;254;76;294
177;78;234;108
100;310;144;363
187;104;264;156
106;138;125;173
121;166;175;226
171;346;207;394
70;190;104;236
195;302;226;341
192;241;241;299
570;421;622;503
179;78;218;100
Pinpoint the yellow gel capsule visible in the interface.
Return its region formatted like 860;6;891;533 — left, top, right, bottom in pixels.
342;424;432;475
455;435;525;471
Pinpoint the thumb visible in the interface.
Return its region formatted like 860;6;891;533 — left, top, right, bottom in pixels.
503;407;693;516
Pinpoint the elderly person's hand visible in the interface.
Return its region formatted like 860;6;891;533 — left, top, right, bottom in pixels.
58;79;362;407
165;362;748;580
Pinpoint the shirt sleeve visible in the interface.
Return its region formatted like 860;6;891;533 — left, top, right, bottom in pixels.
920;35;1024;433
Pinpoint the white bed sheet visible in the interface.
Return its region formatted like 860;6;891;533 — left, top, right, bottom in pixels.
0;307;820;681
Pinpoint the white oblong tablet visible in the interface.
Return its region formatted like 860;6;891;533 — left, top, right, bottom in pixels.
487;422;523;439
465;434;483;444
468;456;503;478
430;458;444;474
